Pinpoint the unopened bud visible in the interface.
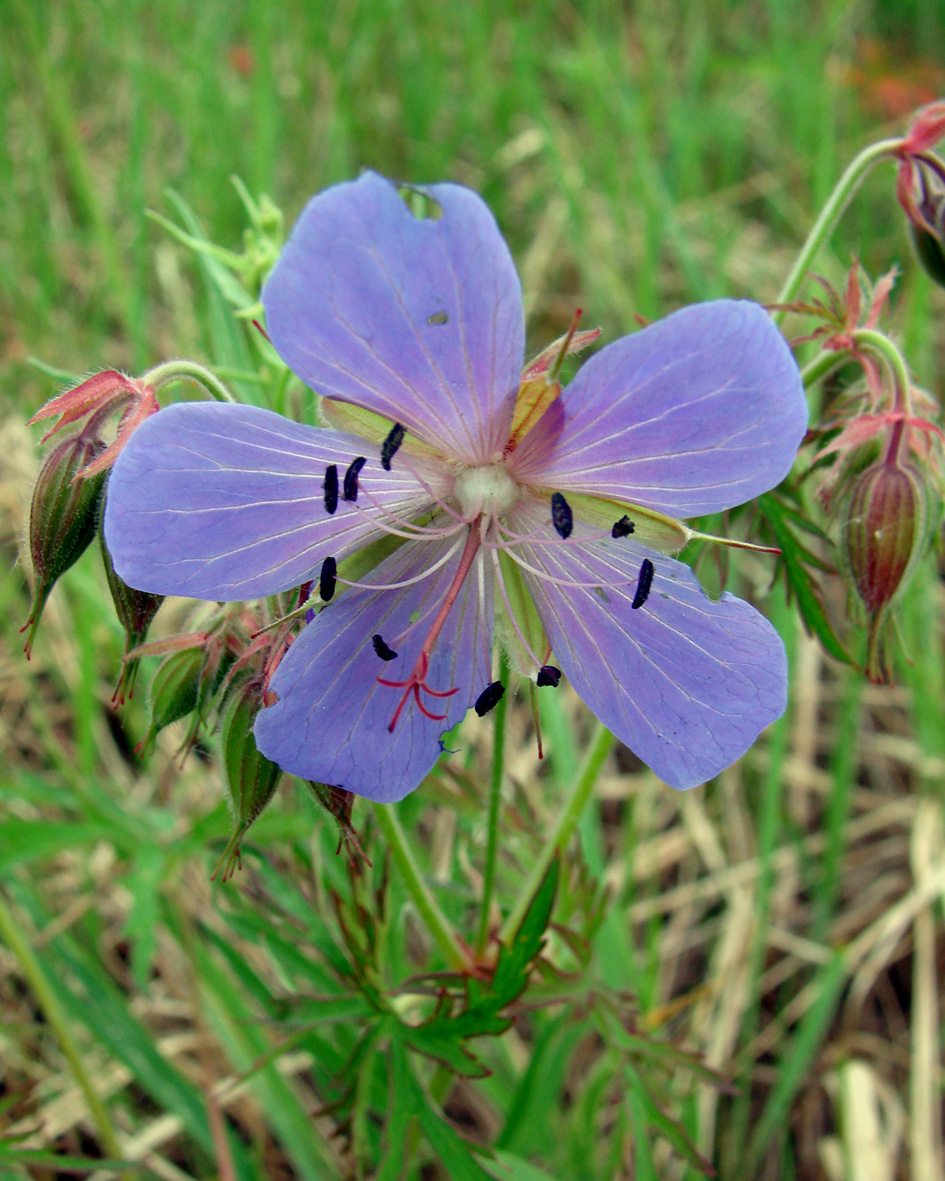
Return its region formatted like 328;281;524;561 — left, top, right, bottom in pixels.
842;460;926;614
911;221;945;290
23;433;106;656
901;157;945;290
101;521;164;704
139;645;205;756
214;679;282;880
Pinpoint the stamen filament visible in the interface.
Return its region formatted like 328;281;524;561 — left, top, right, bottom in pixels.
351;491;466;540
499;543;647;591
490;548;545;670
377;521;484;731
337;537;463;592
491;519;613;548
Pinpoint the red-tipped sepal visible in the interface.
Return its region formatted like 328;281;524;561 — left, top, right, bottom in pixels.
215;678;282;881
23;433;106;657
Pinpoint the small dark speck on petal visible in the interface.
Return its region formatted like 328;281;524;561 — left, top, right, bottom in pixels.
611;515;635;538
427;310;449;325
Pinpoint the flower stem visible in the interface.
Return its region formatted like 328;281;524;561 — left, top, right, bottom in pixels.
373;802;472;971
773;138;902;322
142;359;237;403
851;327;914;414
799;348;845;389
498;721;615;945
0;891;129;1174
475;652;510;955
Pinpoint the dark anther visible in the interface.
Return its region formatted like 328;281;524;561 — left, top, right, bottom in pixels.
343;456;367;501
550;491;573;539
611;515;635;538
372;634;398;661
323;464;339;514
474;680;505;717
319;556;338;602
381;423;406;471
536;665;561;688
631;558;654;610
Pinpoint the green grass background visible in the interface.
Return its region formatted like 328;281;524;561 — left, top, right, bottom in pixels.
2;1;944;1178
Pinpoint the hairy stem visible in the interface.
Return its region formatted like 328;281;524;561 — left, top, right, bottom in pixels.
142;359;238;403
373;802;472;971
773;138;902;321
475;652;510;955
499;721;615;944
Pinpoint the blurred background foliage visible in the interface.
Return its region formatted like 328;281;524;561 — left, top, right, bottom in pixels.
2;1;945;1178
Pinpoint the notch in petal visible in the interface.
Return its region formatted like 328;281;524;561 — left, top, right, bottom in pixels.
262;171;525;465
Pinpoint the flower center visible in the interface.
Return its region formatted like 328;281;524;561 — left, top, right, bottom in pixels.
452;463;520;520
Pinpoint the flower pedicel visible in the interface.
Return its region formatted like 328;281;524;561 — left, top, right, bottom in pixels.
103;172;807;801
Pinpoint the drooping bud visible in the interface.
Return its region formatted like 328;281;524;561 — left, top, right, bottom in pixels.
305;781;368;863
139;645;206;757
840;458;928;681
909;170;945;290
100;520;164;704
214;678;282;880
842;461;925;613
22;432;107;657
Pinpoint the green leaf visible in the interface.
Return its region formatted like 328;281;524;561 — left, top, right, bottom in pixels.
0;1147;143;1173
484;1149;561;1180
160;191;260;405
389;1043;494;1181
761;493;854;666
122;844;165;992
625;1063;713;1176
492;856;559;1007
744;953;847;1175
0;819;111;873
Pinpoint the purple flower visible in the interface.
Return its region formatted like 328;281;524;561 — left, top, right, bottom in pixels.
104;172;807;802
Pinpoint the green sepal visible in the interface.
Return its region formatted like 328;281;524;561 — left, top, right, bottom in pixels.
214;678;282;880
496;549;549;676
564;492;692;554
23;433;106;656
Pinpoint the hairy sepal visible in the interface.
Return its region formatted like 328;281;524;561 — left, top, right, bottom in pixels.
496;549;549;675
566;493;692;554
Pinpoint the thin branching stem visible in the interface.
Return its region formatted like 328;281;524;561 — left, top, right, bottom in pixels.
142;359;238;403
475;652;510;955
773;138;902;321
499;721;615;945
373;802;472;972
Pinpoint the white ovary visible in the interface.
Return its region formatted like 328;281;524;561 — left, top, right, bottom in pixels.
452;462;521;520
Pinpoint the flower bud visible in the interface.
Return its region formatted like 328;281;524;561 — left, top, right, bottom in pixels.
139;645;206;756
100;522;164;704
911;220;945;290
899;155;945;290
214;679;282;880
23;433;106;657
841;460;926;615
